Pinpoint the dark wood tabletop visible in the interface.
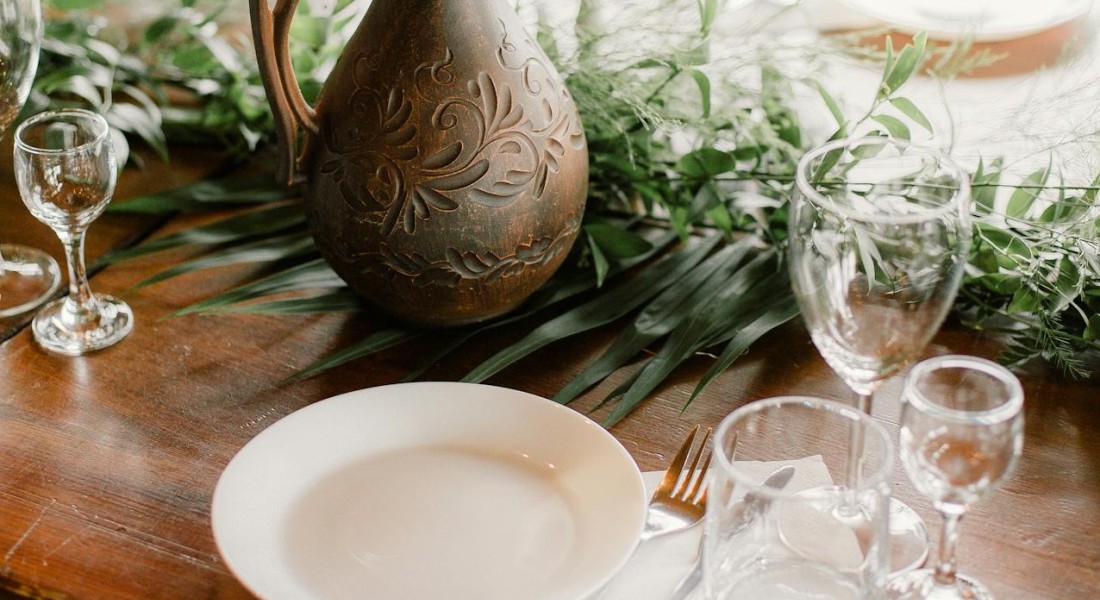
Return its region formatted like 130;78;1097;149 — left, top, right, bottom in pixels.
0;143;1097;600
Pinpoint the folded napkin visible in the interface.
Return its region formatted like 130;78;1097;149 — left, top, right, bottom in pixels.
597;455;841;600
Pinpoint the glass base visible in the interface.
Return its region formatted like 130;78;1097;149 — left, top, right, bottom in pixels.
889;497;930;574
0;243;62;319
887;568;993;599
32;295;134;355
776;489;929;578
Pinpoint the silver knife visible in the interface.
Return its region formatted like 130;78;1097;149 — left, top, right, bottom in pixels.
667;465;796;600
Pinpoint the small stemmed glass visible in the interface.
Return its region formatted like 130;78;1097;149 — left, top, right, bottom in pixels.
787;136;973;571
0;0;62;318
887;355;1024;599
14;108;132;354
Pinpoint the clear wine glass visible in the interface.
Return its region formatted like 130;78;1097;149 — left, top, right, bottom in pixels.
14;108;132;354
0;0;62;318
887;355;1024;599
787;135;973;572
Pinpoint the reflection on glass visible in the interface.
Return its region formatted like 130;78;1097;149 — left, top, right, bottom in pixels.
787;135;972;572
14;109;132;354
887;355;1024;600
0;0;61;318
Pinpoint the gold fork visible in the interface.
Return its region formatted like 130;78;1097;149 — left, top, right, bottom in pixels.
599;426;713;598
640;425;712;542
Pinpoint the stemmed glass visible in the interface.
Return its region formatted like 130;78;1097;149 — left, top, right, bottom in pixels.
14;108;132;354
887;355;1024;599
0;0;62;318
787;135;973;571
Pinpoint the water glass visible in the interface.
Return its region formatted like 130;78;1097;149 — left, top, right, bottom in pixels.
703;396;893;599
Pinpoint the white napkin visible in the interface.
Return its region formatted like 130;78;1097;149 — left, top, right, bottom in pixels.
597;455;846;600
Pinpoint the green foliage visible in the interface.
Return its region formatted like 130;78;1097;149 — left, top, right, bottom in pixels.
35;0;343;159
39;0;1097;423
959;165;1100;377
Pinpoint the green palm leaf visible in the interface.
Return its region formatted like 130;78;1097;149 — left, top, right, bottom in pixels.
131;232;317;290
288;328;424;382
460;234;723;384
109;174;296;214
684;284;799;409
600;252;784;425
553;236;756;404
173;259;345;316
396;230;681;383
197;290;365;315
104;202;307;263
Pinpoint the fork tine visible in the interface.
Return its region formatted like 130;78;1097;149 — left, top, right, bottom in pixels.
675;428;710;502
656;425;699;496
683;429;712;503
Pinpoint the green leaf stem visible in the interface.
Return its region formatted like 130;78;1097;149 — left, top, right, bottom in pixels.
53;0;1097;421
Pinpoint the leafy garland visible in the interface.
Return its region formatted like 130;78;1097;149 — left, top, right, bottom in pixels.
33;0;1100;422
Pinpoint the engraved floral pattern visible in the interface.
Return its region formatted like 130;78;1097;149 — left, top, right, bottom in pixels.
317;18;585;240
376;222;582;286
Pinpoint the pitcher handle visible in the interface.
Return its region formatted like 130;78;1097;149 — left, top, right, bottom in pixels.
249;0;319;186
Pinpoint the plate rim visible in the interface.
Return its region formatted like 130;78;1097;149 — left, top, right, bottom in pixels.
835;0;1093;41
211;381;647;600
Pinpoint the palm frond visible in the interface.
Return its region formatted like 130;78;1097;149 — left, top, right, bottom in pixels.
198;290;365;315
109;174;296;214
553;236;757;404
288;328;425;382
600;252;787;425
172;259;345;316
459;234;723;383
104;202;307;263
131;232;316;290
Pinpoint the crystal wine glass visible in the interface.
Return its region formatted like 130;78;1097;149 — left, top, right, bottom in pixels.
887;355;1024;599
14;108;132;354
787;135;973;571
0;0;62;318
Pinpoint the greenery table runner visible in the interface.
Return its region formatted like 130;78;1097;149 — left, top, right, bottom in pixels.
32;0;1100;423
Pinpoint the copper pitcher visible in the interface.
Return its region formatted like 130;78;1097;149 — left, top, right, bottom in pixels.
249;0;589;326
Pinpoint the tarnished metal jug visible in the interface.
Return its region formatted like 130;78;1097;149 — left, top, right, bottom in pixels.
250;0;588;326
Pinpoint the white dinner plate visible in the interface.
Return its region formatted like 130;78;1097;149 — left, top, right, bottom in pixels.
211;382;647;600
836;0;1093;41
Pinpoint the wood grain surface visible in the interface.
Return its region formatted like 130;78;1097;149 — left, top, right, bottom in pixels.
0;146;1097;600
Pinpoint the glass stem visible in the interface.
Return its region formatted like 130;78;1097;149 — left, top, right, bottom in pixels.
933;506;964;587
59;229;97;329
844;392;874;489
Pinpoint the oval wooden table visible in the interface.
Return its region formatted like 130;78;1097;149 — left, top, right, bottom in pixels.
0;147;1097;600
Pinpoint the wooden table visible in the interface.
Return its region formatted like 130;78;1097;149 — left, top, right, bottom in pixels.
0;144;1097;600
